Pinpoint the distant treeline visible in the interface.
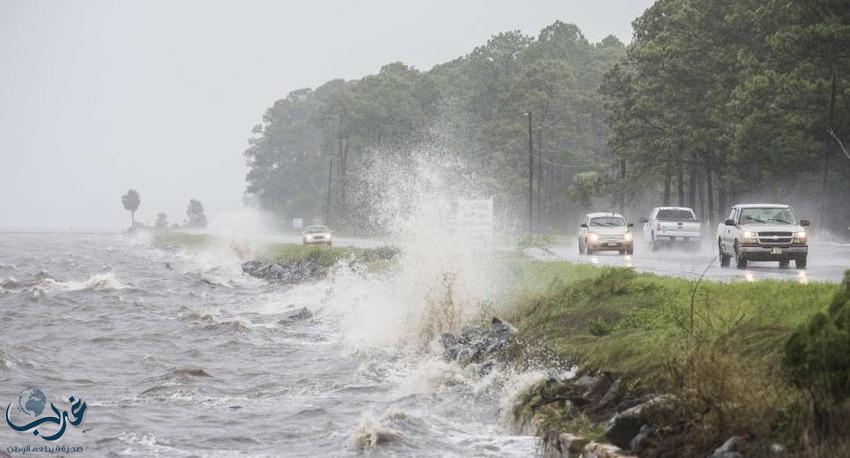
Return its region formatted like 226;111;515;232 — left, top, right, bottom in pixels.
244;1;850;233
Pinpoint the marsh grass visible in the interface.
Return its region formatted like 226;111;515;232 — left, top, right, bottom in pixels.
502;256;842;454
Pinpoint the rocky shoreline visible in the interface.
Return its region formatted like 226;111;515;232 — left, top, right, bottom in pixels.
439;317;786;458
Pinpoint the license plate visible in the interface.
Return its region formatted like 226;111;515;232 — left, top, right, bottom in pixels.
603;242;611;246
675;237;683;241
771;248;782;255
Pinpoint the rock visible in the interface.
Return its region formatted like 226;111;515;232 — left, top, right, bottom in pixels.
241;259;327;284
770;443;785;455
581;442;634;457
559;433;589;455
439;317;518;365
604;394;675;449
279;307;312;323
573;374;599;391
599;378;622;407
629;424;654;453
710;436;745;458
440;333;460;360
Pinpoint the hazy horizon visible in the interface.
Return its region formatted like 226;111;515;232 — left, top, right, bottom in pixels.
0;0;652;230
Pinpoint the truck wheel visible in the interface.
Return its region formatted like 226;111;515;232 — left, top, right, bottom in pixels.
779;259;790;269
719;243;731;267
626;247;634;255
734;243;747;269
586;243;594;255
650;234;658;252
578;239;585;255
796;255;807;269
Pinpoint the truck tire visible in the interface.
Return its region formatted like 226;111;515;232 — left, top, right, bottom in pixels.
578;239;585;255
719;242;731;267
796;254;807;269
626;246;634;255
779;259;790;269
734;243;747;269
650;234;658;252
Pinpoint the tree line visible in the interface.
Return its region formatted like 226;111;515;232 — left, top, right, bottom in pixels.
120;189;208;230
243;21;624;232
244;3;849;233
602;0;850;230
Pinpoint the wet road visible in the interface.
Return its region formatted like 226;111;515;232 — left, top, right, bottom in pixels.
545;240;850;284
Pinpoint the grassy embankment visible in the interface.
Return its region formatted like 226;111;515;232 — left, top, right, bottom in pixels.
500;253;847;454
151;230;396;269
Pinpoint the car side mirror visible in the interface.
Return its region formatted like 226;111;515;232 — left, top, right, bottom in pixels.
627;223;634;228
639;217;648;223
800;219;810;227
724;219;736;226
580;223;588;228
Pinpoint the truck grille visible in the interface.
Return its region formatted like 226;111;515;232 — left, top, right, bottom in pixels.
757;231;792;245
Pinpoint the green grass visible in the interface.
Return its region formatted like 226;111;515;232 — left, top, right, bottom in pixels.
505;259;837;378
256;243;397;268
502;256;846;454
151;230;397;269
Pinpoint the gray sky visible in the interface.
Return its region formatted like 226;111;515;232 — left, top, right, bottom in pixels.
0;0;653;230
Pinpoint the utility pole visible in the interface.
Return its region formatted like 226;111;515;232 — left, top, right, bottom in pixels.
526;112;534;236
325;156;334;225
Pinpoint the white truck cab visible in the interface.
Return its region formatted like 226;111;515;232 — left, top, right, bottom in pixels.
717;204;809;269
640;207;702;251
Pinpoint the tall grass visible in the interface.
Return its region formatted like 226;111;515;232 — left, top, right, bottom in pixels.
503;257;843;453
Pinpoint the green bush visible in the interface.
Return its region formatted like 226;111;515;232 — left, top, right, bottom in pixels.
783;270;850;435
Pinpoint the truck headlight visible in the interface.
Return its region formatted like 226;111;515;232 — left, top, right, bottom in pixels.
588;233;599;242
793;231;806;239
624;232;633;241
742;230;756;239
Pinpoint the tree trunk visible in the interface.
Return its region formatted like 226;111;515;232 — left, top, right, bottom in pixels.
663;162;672;206
131;210;135;227
706;165;714;229
677;161;685;207
688;159;697;211
536;128;543;230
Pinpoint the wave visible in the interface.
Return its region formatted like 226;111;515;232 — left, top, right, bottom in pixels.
347;409;411;450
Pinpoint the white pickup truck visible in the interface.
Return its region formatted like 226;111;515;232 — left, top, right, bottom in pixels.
640;207;702;251
717;204;809;269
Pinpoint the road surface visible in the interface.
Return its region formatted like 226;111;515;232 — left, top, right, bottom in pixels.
259;231;849;284
543;240;850;284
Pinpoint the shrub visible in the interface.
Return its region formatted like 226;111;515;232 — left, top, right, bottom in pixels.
782;270;850;436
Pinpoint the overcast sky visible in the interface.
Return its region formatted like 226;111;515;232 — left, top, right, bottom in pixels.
0;0;653;230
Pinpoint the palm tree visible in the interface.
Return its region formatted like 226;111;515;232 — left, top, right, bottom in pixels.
121;189;141;227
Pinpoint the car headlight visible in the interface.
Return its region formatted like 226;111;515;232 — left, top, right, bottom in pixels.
588;233;599;242
741;230;756;239
624;232;633;241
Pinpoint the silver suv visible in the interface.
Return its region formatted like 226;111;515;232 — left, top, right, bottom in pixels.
717;204;809;269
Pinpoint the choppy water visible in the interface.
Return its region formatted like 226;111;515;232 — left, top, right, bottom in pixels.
0;233;539;457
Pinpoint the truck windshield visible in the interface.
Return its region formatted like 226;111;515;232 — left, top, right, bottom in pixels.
739;208;797;225
590;217;625;227
656;209;694;220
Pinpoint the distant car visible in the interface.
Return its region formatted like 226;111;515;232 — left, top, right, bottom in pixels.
640;207;702;251
578;212;634;255
302;225;333;246
717;204;809;269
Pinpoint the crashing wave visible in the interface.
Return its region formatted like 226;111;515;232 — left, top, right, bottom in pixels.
347;410;408;450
